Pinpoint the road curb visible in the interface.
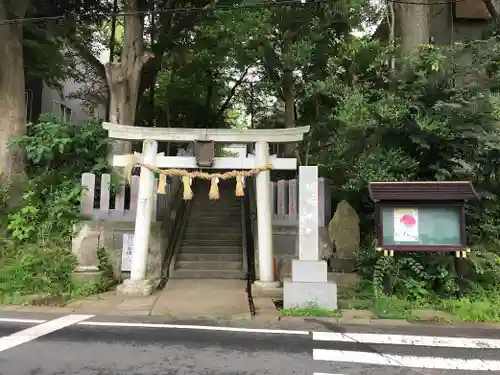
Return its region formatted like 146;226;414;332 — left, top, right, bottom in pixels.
2;304;500;331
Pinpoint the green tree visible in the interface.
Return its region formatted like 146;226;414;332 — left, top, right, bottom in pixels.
0;0;110;200
304;35;500;296
148;7;264;130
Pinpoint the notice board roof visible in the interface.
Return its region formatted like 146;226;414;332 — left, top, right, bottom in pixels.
368;181;479;202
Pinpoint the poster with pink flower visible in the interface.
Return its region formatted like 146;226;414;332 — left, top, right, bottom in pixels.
394;208;419;242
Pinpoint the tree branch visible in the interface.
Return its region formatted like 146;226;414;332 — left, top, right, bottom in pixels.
67;36;106;80
217;67;249;117
138;7;209;98
260;40;285;100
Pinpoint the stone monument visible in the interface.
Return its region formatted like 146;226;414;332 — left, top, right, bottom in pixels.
328;200;360;272
283;166;337;310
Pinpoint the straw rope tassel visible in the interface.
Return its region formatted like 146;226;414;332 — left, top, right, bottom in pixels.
182;175;193;200
209;177;220;200
157;175;166;194
235;175;244;197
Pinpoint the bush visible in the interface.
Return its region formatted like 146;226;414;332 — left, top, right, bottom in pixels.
0;244;77;298
0;116;113;302
5;116;111;243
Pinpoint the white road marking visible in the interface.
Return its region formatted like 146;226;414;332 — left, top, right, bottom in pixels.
78;321;310;335
0;318;46;324
313;373;346;375
313;331;500;349
0;314;94;352
1;315;500;354
313;349;500;371
0;317;309;335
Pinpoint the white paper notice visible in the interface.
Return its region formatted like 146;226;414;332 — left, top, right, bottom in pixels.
121;233;134;271
393;208;419;242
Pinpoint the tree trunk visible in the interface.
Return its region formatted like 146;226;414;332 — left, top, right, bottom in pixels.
282;36;296;157
104;0;153;155
397;0;430;54
0;0;29;200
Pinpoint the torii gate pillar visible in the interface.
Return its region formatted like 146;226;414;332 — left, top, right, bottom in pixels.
254;141;280;288
117;139;158;296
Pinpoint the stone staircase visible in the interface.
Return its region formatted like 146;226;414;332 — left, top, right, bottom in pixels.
170;179;245;279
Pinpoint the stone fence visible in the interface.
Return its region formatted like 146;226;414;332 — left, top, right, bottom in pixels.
80;173;331;227
80;173;180;222
270;177;331;227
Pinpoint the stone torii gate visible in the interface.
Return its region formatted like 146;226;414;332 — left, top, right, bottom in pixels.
102;122;310;296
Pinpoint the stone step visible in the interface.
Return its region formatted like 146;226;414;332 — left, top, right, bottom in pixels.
176;260;243;270
191;202;240;207
170;269;244;279
188;217;241;222
192;201;240;206
182;238;241;246
184;226;241;233
189;211;241;217
189;217;241;222
178;253;243;262
180;245;241;254
183;230;242;237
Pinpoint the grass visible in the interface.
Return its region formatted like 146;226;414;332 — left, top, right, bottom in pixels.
337;284;500;323
280;304;342;317
0;280;112;306
371;295;416;320
438;296;500;322
279;294;500;322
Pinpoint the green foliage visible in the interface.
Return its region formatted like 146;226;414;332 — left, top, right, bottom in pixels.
303;37;500;304
0;117;111;302
0;243;77;298
280;304;342;317
22;0;112;93
6;117;110;243
439;296;500;322
96;247;118;292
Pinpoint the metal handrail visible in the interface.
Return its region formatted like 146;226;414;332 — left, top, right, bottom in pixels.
166;198;192;278
242;177;256;316
161;179;190;279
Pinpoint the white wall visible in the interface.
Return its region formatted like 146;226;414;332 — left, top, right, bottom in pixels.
41;78;105;123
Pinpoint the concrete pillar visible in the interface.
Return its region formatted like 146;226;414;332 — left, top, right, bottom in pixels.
117;139;158;296
283;166;337;309
254;141;279;288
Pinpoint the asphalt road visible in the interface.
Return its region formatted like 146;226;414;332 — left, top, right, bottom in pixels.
0;313;500;375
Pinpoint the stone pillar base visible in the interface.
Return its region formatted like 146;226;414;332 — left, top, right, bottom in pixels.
116;279;153;297
252;280;282;298
283;278;337;310
254;280;281;289
291;259;328;283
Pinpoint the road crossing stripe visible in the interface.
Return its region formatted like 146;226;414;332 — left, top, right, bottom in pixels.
0;314;94;352
313;349;500;371
313;331;500;349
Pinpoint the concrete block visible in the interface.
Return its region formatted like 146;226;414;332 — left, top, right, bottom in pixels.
116;279;153;297
291;259;327;283
72;220;166;283
283;278;337;310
